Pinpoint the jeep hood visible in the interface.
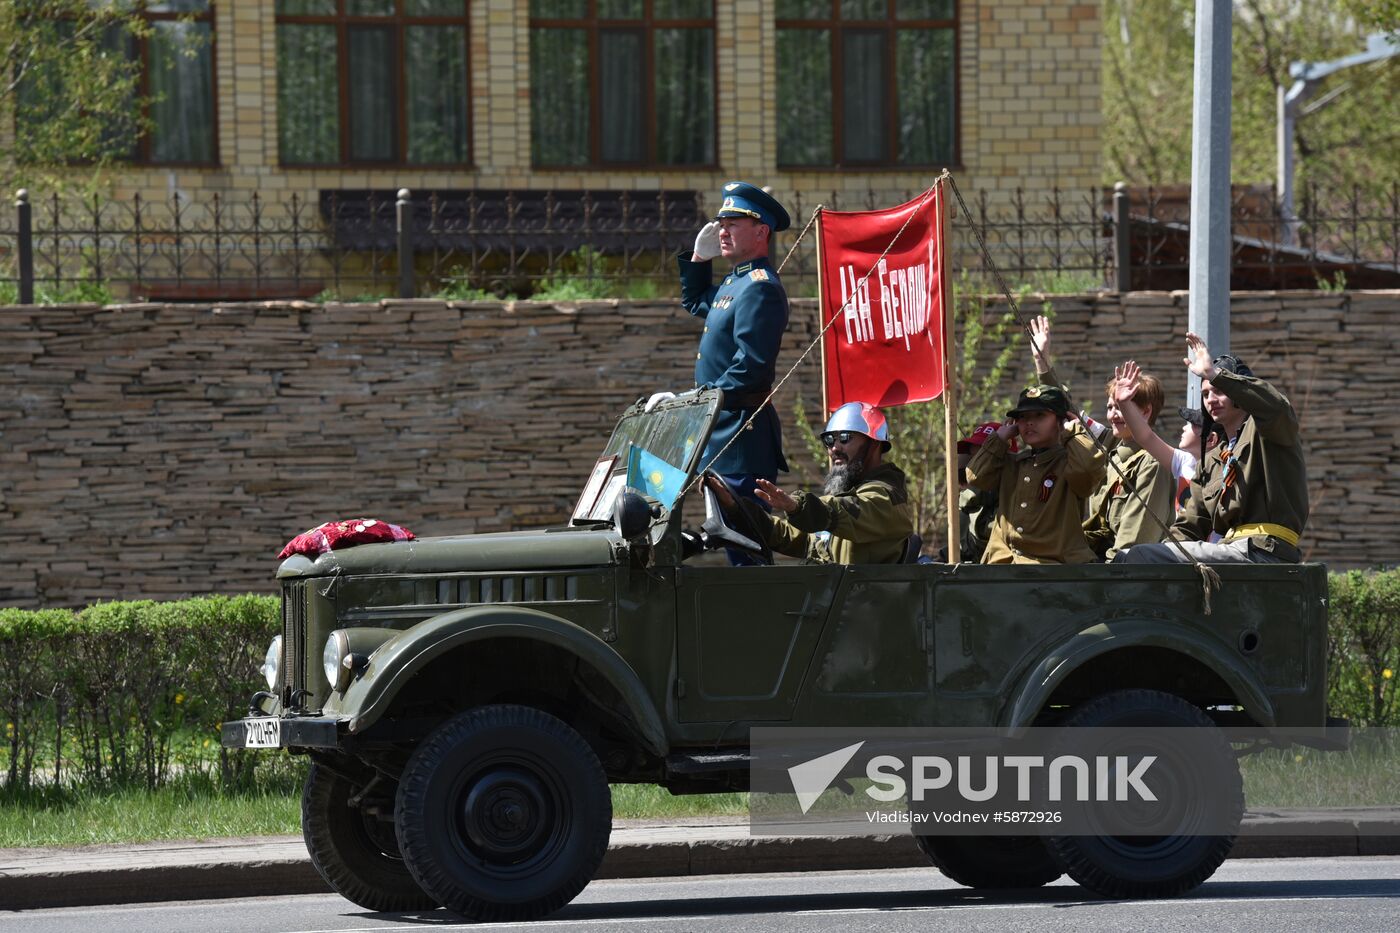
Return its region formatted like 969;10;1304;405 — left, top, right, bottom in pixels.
276;528;620;578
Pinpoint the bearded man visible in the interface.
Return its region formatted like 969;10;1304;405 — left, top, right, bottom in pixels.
705;402;914;565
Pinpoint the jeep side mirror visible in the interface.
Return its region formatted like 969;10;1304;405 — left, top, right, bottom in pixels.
613;488;658;542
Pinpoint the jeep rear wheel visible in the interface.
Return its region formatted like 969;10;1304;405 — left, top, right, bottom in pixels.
915;835;1062;889
1046;689;1243;899
302;763;439;912
395;704;612;923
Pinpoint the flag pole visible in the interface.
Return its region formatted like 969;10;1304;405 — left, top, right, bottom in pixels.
814;211;829;416
939;178;960;564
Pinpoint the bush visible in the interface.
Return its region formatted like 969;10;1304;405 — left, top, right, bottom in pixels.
1327;568;1400;727
0;595;279;793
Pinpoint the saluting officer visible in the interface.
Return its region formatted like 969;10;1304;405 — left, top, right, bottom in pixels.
678;181;792;562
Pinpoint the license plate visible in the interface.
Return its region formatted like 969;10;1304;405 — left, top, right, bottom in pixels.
244;718;281;748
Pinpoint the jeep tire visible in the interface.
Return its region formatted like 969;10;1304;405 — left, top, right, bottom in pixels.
302;762;439;912
915;835;1063;889
1046;689;1243;899
395;704;612;922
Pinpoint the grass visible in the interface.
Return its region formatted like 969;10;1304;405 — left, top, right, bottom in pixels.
0;770;306;848
1239;736;1400;808
0;774;745;848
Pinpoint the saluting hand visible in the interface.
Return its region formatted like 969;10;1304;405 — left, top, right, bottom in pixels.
692;221;722;262
754;478;799;513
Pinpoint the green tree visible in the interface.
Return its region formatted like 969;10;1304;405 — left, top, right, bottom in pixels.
1339;0;1400;41
1103;0;1400;202
1;1;152;190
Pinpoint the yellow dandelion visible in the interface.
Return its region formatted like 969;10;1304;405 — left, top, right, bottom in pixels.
202;739;211;748
1384;669;1394;680
1294;754;1304;763
175;693;186;704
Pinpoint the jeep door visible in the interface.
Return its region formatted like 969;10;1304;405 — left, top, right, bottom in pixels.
674;564;843;722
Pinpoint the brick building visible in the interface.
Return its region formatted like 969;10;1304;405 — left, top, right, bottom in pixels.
15;1;1101;222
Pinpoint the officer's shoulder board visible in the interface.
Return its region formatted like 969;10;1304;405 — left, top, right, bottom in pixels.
749;268;769;282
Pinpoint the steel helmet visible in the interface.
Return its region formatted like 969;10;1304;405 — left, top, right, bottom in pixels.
824;402;891;451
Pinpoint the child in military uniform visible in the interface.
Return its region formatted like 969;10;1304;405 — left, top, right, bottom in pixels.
1081;367;1176;560
966;385;1106;564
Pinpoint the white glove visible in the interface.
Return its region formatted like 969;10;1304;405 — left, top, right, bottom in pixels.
692;221;722;261
645;391;676;412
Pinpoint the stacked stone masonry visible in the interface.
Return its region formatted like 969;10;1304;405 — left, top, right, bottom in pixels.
1;290;1396;607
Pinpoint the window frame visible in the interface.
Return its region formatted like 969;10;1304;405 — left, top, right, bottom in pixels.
528;1;719;171
23;2;221;167
775;0;961;171
273;0;474;168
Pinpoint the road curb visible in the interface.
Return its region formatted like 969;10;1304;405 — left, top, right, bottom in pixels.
3;814;1397;911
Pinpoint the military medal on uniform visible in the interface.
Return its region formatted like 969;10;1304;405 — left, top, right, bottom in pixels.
1039;473;1056;502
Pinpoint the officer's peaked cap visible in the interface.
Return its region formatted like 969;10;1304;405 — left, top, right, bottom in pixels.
715;181;791;233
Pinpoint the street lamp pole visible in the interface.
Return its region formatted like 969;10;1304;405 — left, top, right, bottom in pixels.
1187;0;1233;409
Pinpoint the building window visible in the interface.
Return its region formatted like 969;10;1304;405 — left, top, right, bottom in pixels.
776;0;957;168
274;1;471;166
529;1;716;168
16;1;217;165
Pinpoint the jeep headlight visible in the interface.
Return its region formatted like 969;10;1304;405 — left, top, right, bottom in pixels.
321;628;395;694
324;630;351;693
262;635;283;691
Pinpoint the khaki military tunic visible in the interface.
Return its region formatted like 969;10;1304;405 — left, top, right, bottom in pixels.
1173;370;1308;560
966;423;1106;564
1082;441;1175;561
739;462;914;565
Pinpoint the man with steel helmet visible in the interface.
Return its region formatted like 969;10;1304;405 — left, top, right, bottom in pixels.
675;181;793;566
705;402;914;565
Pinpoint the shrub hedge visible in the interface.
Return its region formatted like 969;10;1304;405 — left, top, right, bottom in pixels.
0;595;281;793
2;571;1397;794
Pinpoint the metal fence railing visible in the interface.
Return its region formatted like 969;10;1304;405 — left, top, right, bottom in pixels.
2;182;1395;303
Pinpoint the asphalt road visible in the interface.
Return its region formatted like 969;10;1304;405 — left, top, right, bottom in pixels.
9;858;1400;933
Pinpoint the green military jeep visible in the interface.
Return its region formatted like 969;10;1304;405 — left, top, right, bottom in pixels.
223;389;1341;920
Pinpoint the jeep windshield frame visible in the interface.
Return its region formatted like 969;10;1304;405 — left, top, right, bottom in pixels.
572;389;723;525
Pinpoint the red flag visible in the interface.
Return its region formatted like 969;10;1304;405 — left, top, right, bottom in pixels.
818;186;947;413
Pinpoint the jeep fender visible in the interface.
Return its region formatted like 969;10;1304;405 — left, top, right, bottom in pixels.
1004;619;1276;730
330;606;668;756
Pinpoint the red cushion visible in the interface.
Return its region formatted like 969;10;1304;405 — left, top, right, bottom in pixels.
277;518;415;559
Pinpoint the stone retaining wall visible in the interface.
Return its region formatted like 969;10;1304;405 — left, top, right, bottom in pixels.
2;290;1396;607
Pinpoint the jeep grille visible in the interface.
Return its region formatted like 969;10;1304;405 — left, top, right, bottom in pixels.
281;580;307;703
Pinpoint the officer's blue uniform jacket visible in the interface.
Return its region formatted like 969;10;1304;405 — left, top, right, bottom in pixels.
677;251;789;476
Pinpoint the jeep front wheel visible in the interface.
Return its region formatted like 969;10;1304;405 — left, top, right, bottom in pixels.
915;834;1062;889
1046;689;1243;899
301;762;439;912
395;704;612;922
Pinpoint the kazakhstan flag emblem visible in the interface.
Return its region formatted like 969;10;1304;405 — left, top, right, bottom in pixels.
626;444;687;509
